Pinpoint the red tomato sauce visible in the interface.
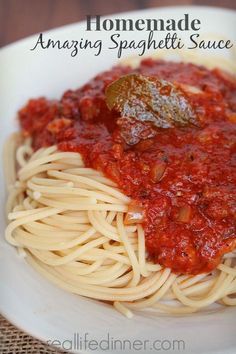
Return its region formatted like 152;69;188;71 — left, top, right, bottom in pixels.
19;59;236;274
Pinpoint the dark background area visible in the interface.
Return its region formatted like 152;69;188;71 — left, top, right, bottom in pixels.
0;0;235;47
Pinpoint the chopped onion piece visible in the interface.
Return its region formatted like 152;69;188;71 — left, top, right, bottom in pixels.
228;113;236;123
179;84;203;94
178;205;192;223
150;162;167;182
124;203;144;224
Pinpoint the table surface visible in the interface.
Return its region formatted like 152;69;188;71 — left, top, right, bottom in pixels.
0;0;236;47
0;314;67;354
0;0;236;353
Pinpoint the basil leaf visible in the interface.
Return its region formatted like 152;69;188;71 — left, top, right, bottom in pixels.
105;74;199;145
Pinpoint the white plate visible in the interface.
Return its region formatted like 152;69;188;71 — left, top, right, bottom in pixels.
0;6;236;354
